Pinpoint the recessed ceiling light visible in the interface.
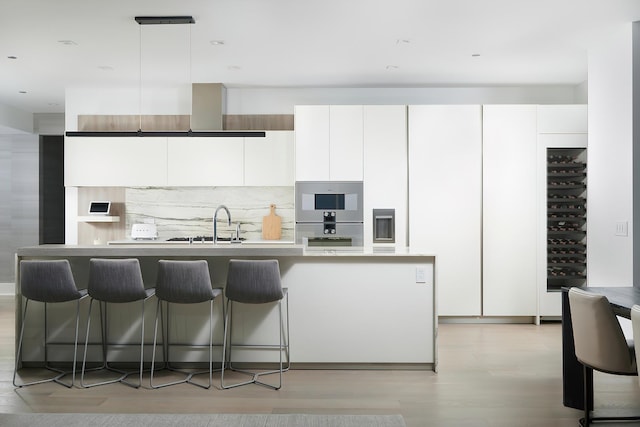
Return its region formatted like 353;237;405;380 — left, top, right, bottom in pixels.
7;55;17;60
210;40;225;45
396;39;411;44
58;40;78;46
471;53;481;57
386;65;399;70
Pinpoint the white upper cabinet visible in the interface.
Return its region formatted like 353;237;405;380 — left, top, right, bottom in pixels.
295;105;363;181
64;137;168;187
408;105;483;316
65;133;294;188
167;137;244;186
295;106;330;181
329;105;364;181
482;105;538;317
537;105;587;134
244;131;295;186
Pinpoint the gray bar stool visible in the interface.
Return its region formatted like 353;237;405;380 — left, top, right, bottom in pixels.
221;259;290;390
14;260;88;388
150;260;223;389
80;258;155;388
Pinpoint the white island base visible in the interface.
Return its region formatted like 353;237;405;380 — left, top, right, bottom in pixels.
15;245;436;371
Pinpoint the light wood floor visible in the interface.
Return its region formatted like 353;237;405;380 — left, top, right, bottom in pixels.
2;296;639;427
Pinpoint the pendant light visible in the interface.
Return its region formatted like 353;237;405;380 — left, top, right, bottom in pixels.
66;16;263;138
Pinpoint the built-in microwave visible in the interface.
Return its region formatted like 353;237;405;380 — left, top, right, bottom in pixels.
295;181;363;223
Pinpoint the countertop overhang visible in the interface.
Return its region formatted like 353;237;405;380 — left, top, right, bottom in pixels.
16;244;434;258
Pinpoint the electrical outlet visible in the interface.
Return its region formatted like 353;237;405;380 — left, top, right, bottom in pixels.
616;221;628;237
416;267;427;283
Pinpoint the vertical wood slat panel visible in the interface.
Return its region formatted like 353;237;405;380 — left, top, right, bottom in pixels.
78;115;294;131
77;187;126;245
78;115;190;131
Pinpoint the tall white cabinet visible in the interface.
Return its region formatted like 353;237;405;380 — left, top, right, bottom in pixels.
408;105;483;316
482;105;538;316
363;105;408;248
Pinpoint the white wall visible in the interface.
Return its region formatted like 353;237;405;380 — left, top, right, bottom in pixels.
0;103;33;134
34;113;65;135
0;134;39;288
65;85;583;126
587;23;633;286
65;85;191;131
225;86;582;115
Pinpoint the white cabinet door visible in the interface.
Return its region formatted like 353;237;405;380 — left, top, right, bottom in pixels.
245;131;295;186
408;105;482;316
295;106;330;181
64;137;168;186
483;105;538;316
295;105;364;181
330;105;363;181
167;137;244;186
363;105;408;248
537;105;587;134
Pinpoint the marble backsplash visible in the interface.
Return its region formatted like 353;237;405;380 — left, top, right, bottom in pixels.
125;187;294;241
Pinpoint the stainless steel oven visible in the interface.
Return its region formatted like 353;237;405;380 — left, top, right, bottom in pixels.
295;181;363;245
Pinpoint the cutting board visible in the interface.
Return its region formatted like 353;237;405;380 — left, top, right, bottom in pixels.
262;204;282;240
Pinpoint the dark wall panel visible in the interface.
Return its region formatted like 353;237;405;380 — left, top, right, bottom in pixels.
39;135;65;244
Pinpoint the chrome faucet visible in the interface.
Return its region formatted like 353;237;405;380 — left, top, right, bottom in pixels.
213;205;231;244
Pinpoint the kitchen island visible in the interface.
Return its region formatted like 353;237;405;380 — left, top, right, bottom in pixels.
15;244;436;370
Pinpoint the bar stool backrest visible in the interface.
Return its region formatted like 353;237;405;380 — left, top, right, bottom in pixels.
226;259;283;304
88;258;147;303
156;260;215;303
20;260;83;303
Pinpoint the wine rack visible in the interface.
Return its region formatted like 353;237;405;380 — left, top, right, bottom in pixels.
547;148;587;291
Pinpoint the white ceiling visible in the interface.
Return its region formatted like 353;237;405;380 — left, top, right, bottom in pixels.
2;0;640;115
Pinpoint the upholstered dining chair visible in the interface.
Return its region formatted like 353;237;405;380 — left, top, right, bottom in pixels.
80;258;155;388
221;259;290;390
150;260;223;389
630;305;640;385
568;287;640;426
14;259;88;388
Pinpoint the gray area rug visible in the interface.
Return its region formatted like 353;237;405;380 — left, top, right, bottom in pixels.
0;413;406;427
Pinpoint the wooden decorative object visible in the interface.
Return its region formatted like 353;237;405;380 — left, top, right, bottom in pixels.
262;204;282;240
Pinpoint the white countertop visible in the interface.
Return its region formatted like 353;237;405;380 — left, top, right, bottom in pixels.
17;244;434;258
107;239;296;245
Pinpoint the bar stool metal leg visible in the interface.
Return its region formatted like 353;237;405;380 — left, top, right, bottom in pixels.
14;259;88;388
221;256;290;392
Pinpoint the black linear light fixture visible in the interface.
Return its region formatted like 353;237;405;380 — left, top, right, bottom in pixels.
66;15;264;138
134;16;195;25
66;131;266;137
